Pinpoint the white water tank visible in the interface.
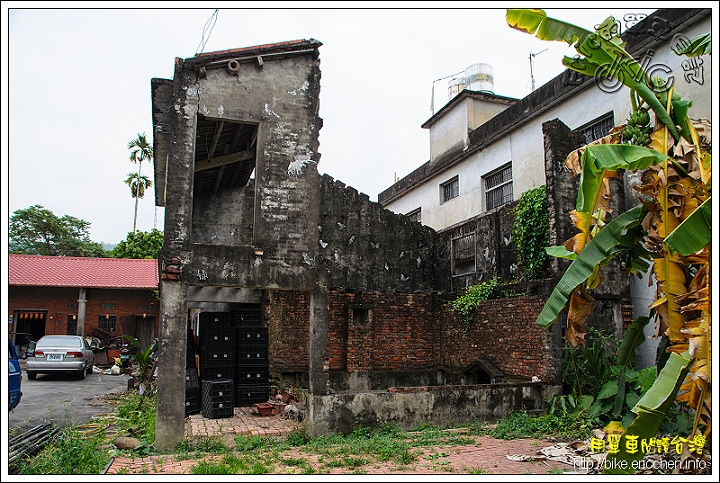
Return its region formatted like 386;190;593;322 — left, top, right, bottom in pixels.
447;76;467;100
464;63;494;93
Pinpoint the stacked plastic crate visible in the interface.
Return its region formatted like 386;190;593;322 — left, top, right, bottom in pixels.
185;327;201;416
198;312;235;418
235;306;269;406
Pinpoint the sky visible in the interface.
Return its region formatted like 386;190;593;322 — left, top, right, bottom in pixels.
2;3;680;246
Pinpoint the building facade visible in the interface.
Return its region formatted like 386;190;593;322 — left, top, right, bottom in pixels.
8;254;160;350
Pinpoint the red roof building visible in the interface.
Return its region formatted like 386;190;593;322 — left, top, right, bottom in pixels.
8;254;160;350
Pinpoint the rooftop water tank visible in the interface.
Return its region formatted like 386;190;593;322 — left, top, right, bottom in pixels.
447;76;467;101
465;63;494;94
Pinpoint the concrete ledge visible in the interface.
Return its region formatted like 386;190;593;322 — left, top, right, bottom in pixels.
308;383;562;436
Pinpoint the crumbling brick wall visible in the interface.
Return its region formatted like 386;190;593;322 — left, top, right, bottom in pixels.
267;289;562;389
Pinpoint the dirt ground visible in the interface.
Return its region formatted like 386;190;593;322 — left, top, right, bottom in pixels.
106;434;582;475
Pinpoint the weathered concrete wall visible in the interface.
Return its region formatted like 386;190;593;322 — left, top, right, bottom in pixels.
192;179;256;246
308;383;562;436
318;175;450;292
441;202;517;291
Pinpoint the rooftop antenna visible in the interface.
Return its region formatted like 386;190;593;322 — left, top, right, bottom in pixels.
431;70;464;114
529;48;548;91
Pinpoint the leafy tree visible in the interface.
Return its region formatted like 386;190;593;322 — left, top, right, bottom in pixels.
9;205;107;257
110;229;164;259
125;133;154;233
507;9;711;473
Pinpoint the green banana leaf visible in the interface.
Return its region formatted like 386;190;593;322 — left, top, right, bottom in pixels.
576;141;670;215
604;351;691;474
545;245;577;260
506;9;593;46
536;205;648;328
665;197;712;256
612;317;650;417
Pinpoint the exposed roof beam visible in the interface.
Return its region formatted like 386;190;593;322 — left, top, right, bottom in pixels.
195;149;255;172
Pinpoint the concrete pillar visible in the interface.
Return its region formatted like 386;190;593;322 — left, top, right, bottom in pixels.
308;269;330;395
77;288;87;336
154;279;188;451
153;57;197;451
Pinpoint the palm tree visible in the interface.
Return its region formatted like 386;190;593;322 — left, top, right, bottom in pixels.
126;133;154;233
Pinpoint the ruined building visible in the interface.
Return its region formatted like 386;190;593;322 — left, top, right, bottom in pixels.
151;38;563;449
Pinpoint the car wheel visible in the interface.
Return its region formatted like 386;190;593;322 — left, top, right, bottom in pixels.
86;363;93;375
27;371;37;380
78;366;86;379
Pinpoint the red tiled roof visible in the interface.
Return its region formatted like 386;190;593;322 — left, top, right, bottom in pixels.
8;254;159;289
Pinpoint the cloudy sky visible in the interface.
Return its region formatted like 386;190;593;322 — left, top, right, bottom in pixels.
4;3;664;246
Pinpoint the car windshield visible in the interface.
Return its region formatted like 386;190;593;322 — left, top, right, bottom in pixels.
37;336;82;349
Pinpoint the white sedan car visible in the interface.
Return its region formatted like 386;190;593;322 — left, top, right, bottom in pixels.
26;335;95;380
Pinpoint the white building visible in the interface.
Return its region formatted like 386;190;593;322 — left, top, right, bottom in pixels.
378;8;712;367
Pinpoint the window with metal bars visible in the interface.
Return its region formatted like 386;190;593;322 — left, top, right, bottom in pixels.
484;163;513;211
99;315;117;333
441;176;459;203
579;112;614;144
406;208;421;223
452;233;475;275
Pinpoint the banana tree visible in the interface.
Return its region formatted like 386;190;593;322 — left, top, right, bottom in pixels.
506;9;711;473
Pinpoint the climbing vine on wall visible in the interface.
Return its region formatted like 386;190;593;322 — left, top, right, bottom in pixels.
511;185;549;280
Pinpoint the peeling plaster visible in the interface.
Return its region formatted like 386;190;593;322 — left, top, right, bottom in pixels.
303;253;314;266
263;103;280;119
288;80;310;96
288;152;315;177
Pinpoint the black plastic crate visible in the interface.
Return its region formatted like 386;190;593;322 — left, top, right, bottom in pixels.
199;311;232;326
201;367;235;382
200;331;235;348
236;369;269;384
186;367;199;389
185;386;201;416
200;347;235;366
236;348;269;366
234;305;262;327
237;327;268;345
234;384;269;407
202;379;234;419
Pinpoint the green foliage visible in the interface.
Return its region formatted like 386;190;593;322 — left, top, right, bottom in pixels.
486;411;593;441
17;391;158;474
124;335;158;387
511;185;549;279
449;277;521;324
110;228;164;259
15;428;109;474
562;327;619;397
9;204;107;257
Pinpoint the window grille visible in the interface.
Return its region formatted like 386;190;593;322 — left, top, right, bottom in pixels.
441;177;459;203
579;113;614;144
99;315;117;333
406;208;421;223
452;233;475;275
484;163;513;211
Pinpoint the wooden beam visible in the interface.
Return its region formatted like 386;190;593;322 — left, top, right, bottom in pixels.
207;121;224;160
195;149;255;172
